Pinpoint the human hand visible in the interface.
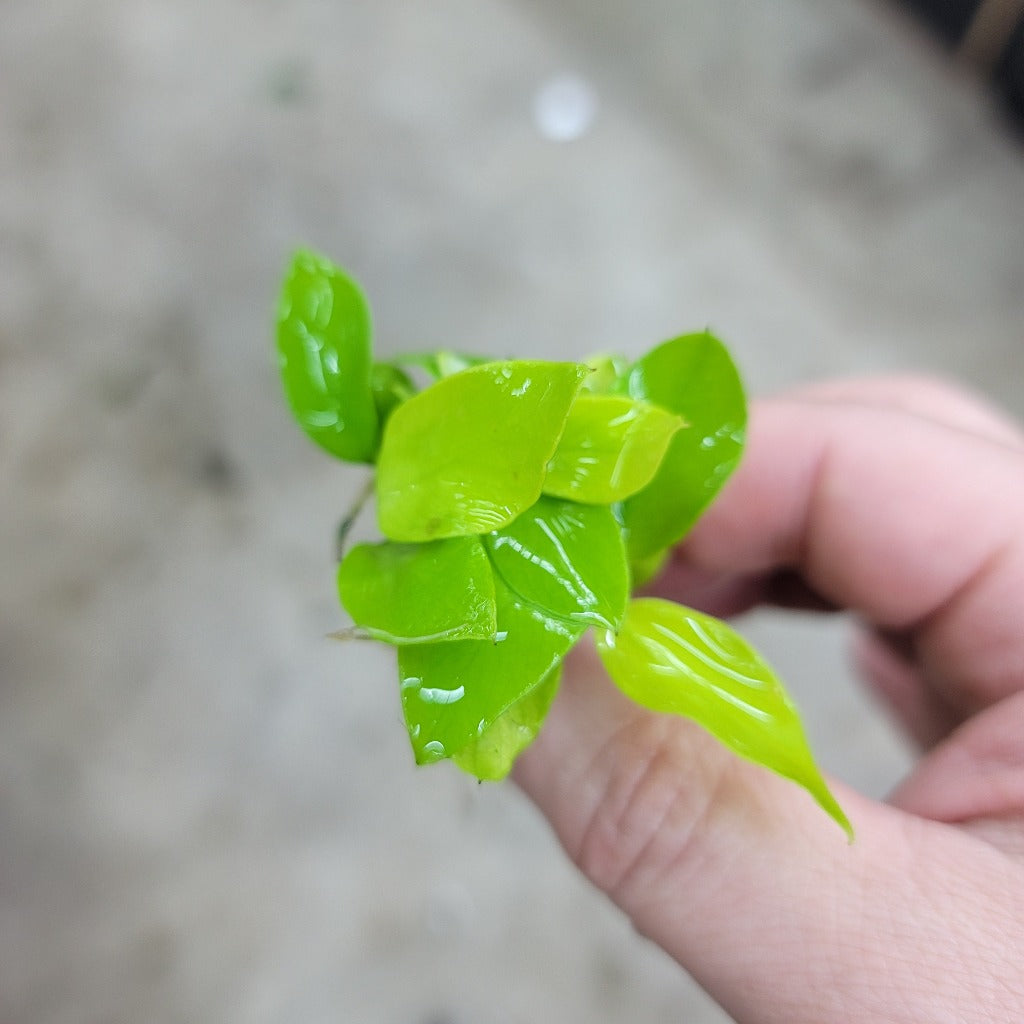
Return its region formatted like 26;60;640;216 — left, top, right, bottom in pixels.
515;376;1024;1023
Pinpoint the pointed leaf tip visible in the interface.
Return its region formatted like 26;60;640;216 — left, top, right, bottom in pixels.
596;598;852;838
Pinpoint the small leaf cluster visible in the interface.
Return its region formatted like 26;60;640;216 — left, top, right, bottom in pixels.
276;250;852;837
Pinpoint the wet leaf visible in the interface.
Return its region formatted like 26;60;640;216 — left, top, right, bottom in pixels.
544;395;684;504
338;537;496;644
452;665;561;780
620;332;746;559
484;496;628;630
595;598;852;837
398;576;584;764
377;360;588;542
276;250;379;462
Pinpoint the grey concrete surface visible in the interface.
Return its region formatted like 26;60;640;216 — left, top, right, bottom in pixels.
2;1;1022;1022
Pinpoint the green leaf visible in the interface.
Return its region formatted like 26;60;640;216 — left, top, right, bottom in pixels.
370;362;416;425
629;548;669;589
620;332;746;559
484;496;628;630
377;360;588;542
452;664;561;780
398;576;584;764
393;350;492;380
595;598;852;838
543;395;685;504
338;537;497;644
580;353;629;394
276;250;379;462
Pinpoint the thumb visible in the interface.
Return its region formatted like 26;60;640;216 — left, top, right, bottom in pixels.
514;641;1023;1024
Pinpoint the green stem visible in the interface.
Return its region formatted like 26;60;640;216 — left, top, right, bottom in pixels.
335;473;375;562
325;626;374;642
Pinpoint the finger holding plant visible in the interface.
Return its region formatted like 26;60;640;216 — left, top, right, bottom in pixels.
275;249;851;838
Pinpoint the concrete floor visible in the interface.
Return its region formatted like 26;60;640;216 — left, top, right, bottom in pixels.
2;1;1022;1022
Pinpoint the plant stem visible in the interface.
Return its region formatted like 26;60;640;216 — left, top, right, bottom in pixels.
335;473;375;561
325;626;374;642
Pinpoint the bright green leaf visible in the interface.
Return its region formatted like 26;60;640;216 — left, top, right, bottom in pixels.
337;537;496;644
393;350;492;380
544;395;685;504
398;576;584;764
433;350;492;378
580;353;629;394
370;362;415;425
595;598;852;838
620;332;746;559
276;250;379;462
377;361;588;542
452;665;561;780
484;496;628;630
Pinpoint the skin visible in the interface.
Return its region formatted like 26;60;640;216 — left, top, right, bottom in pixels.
515;376;1024;1023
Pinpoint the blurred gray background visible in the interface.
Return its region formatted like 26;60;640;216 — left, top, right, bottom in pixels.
3;1;1023;1022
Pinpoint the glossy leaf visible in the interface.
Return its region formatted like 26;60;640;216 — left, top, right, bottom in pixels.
484;496;628;630
398;576;584;764
595;598;852;837
453;665;561;780
620;332;746;559
338;537;496;644
544;395;685;504
377;360;588;542
370;362;415;425
276;250;379;462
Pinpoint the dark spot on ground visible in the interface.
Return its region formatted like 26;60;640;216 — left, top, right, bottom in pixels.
196;448;239;493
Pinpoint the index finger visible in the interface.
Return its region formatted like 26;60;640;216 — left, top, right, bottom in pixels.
671;394;1024;716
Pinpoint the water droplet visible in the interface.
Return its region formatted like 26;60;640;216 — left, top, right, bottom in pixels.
418;685;466;706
